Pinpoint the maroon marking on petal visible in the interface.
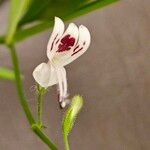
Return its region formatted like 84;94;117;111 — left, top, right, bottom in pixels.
56;39;59;44
83;41;86;45
57;34;75;52
51;34;58;50
71;47;83;56
73;45;79;52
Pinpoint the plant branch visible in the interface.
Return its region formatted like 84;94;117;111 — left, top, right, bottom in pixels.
32;124;57;150
8;44;35;125
8;44;57;150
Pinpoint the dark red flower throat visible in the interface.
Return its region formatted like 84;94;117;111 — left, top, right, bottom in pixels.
57;34;75;52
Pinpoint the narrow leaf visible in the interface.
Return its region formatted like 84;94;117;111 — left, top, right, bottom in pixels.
62;95;83;136
0;67;15;80
14;0;119;42
0;35;5;44
6;0;32;44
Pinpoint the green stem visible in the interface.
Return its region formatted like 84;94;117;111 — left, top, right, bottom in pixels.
8;44;35;125
37;90;43;127
8;44;57;150
63;135;70;150
32;124;57;150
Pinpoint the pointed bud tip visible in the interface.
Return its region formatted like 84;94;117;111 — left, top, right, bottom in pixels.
71;95;83;116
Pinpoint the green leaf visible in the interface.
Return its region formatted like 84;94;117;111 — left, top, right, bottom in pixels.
18;0;87;26
0;35;5;44
62;95;83;137
19;0;118;26
13;0;119;42
0;67;15;80
6;0;32;44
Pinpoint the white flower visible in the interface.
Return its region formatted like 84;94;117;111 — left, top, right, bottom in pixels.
33;17;91;108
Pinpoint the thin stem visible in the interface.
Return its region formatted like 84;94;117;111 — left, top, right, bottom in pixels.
8;44;57;150
32;124;57;150
37;90;43;127
36;84;46;128
63;135;70;150
8;44;35;125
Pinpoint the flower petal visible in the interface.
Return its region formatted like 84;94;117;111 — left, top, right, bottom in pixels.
51;25;91;67
51;23;79;66
63;25;91;66
33;63;51;88
61;67;67;97
56;23;79;52
32;63;58;88
47;17;65;60
48;63;58;86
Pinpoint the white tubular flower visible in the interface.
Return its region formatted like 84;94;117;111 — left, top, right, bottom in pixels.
33;17;91;108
